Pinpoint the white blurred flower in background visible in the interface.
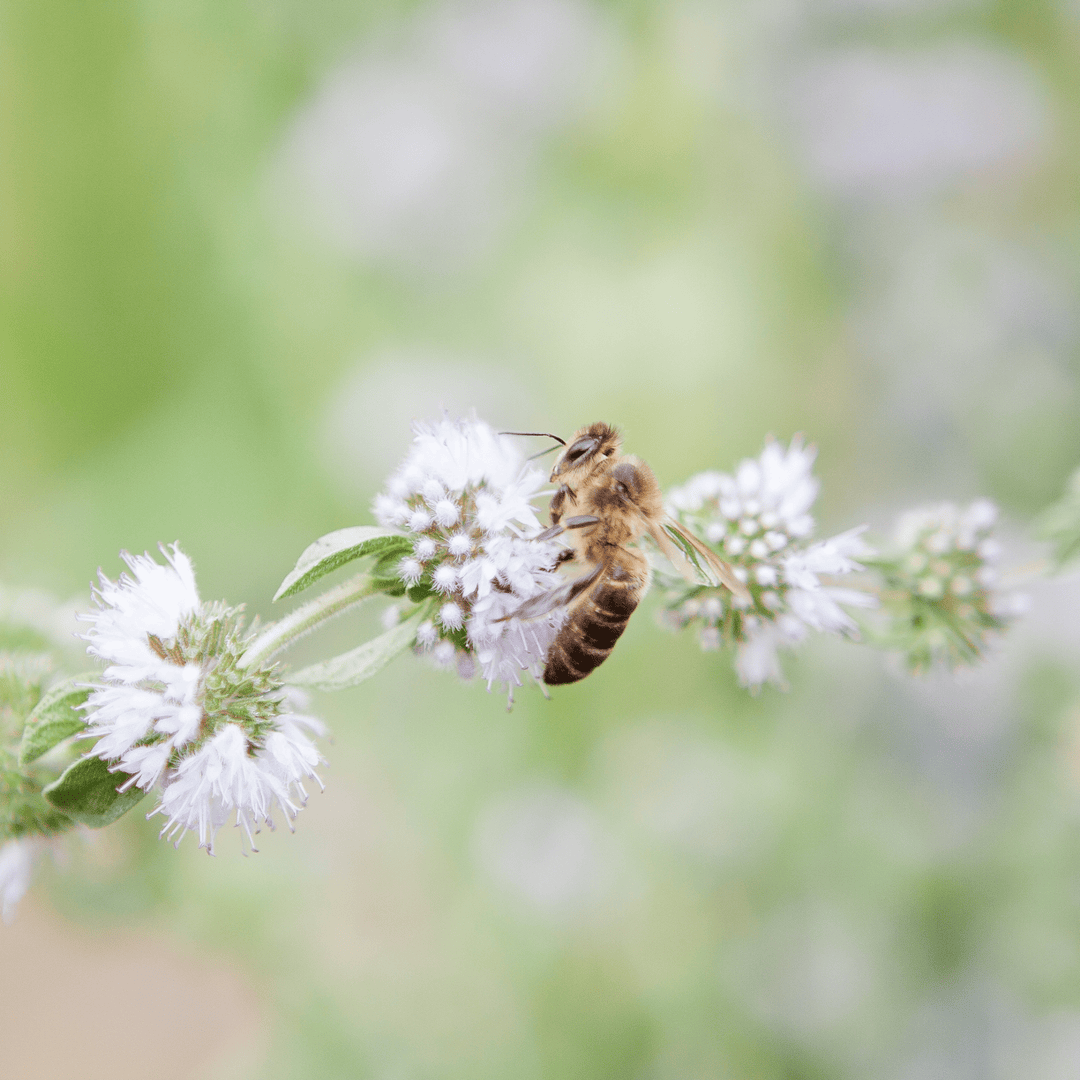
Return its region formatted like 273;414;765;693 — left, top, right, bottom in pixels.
789;44;1050;197
474;784;606;916
322;351;546;494
280;0;612;271
778;33;1069;506
735;903;875;1038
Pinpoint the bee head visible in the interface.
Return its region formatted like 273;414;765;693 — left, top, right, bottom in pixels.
550;422;621;480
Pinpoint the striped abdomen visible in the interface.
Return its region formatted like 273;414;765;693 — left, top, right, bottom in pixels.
543;562;644;685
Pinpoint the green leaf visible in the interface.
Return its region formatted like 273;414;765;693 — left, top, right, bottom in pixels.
275;527;412;601
288;611;422;691
371;547;409;596
42;755;146;828
375;577;408;598
19;673;96;766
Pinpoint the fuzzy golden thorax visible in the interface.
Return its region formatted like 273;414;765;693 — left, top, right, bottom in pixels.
577;455;665;546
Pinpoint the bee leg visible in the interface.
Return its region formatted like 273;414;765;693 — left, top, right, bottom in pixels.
534;524;565;542
549;484;573;524
532;515;598;543
494;562;603;622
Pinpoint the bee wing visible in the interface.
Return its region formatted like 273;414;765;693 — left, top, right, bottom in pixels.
653;518;751;602
494;562;603;622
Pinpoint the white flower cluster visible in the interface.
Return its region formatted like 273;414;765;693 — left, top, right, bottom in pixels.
876;499;1025;670
893;499;1000;591
374;418;566;700
81;545;325;853
662;438;875;689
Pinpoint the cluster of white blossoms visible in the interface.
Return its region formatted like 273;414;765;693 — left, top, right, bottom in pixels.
374;418;566;699
661;437;875;689
81;545;325;853
873;499;1025;671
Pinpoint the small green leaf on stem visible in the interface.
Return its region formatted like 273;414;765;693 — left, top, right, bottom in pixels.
42;755;145;828
19;674;96;767
275;527;412;601
288;610;423;691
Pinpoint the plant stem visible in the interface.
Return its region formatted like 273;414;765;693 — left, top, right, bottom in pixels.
288;607;425;691
238;573;384;671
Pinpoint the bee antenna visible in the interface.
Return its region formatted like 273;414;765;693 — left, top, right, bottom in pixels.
526;445;561;461
500;431;567;446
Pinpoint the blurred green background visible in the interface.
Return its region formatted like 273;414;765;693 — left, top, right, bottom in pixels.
3;0;1080;1077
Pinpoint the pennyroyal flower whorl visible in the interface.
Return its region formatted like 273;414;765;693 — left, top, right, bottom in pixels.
81;545;325;853
871;499;1026;671
662;438;875;689
374;417;566;700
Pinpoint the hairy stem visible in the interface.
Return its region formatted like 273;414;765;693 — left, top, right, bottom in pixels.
238;573;383;671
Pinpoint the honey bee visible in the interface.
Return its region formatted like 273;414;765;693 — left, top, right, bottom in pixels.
502;423;749;685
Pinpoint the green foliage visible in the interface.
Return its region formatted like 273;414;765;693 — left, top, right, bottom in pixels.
1038;466;1080;569
274;527;412;601
405;580;437;604
42;755;145;829
0;654;78;839
0;758;74;839
18;673;93;766
371;547;410;596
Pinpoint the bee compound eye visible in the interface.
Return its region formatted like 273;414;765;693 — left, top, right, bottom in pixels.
564;437;597;464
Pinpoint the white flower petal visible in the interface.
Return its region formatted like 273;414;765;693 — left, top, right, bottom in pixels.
468;590;568;693
117;742;173;791
787;587;858;634
152;724;303;854
735;623;786;690
83;545;199;667
783;526;872;587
